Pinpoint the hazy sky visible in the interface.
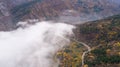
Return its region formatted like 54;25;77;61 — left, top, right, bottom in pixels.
109;0;120;4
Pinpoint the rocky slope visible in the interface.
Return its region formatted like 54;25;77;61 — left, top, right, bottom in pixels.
0;0;120;31
0;0;14;31
11;0;120;22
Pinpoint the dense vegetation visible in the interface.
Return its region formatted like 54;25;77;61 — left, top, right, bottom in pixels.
57;15;120;67
57;42;83;67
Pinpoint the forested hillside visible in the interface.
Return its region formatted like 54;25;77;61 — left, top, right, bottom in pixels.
57;15;120;67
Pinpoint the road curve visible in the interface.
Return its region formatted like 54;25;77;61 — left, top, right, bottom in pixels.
72;39;91;67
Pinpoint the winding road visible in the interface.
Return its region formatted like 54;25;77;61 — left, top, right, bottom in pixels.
72;39;91;67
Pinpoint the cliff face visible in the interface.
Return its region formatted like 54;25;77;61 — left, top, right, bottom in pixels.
0;0;120;31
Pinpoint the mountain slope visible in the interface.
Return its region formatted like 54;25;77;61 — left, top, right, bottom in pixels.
11;0;120;22
0;0;14;31
0;0;120;31
57;14;120;67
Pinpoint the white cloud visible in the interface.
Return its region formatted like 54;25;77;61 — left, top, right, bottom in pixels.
0;21;75;67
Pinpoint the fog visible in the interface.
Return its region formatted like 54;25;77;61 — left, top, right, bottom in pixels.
0;21;75;67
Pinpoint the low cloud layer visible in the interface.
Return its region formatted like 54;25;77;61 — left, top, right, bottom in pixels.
0;21;75;67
